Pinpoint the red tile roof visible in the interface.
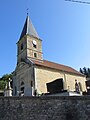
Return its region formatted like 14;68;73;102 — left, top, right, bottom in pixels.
32;59;84;76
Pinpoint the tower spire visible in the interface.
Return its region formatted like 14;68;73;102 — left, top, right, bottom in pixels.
19;15;39;40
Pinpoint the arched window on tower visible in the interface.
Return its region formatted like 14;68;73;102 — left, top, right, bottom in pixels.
34;53;37;58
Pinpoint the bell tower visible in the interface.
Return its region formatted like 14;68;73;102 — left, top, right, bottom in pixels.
17;15;43;64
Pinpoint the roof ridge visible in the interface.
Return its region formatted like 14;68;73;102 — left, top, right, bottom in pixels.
43;59;74;69
33;59;84;76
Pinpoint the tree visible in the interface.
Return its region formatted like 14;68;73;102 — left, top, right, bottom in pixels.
0;73;12;90
87;68;90;78
80;67;90;78
0;74;12;81
83;67;88;77
80;68;83;74
0;81;7;90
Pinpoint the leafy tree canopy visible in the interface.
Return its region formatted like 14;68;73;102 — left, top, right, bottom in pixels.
80;67;90;78
0;73;12;90
0;81;7;90
0;74;12;81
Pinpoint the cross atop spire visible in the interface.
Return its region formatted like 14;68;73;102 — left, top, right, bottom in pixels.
27;8;29;16
20;15;39;40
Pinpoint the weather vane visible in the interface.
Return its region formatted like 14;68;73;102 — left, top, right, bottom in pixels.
27;0;30;15
65;0;90;4
27;8;29;16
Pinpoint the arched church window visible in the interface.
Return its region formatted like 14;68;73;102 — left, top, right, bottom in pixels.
31;80;33;87
21;81;24;86
21;43;24;50
20;81;24;96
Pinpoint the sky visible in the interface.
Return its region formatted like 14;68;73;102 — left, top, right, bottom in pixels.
0;0;90;77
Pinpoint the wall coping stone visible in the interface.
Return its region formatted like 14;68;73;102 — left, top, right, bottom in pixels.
0;96;90;100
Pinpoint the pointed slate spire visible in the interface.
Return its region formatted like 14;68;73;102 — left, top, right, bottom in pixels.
20;15;39;40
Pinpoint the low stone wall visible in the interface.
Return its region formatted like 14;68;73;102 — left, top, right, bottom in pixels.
0;96;90;120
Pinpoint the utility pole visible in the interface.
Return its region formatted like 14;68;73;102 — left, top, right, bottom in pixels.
65;0;90;4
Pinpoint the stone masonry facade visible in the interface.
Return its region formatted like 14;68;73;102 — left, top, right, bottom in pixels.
35;66;86;94
0;96;90;120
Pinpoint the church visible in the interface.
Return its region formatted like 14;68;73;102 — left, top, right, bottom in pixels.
13;15;87;96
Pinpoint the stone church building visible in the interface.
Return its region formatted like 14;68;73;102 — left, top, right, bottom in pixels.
13;15;87;96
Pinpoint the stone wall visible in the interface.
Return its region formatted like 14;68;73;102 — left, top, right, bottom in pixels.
0;96;90;120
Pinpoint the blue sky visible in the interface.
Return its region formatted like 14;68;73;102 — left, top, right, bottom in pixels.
0;0;90;77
